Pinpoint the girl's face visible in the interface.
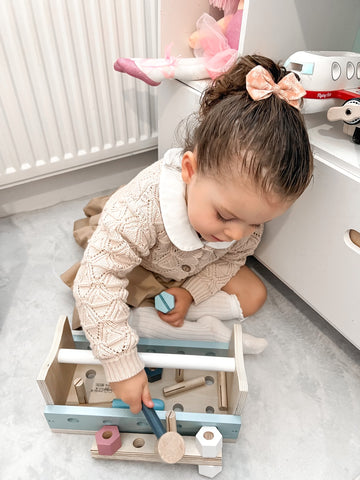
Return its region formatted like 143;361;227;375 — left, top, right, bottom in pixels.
181;151;292;243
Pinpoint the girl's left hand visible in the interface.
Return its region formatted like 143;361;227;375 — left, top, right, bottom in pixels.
157;287;193;327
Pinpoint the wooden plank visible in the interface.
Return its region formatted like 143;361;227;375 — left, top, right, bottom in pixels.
66;366;222;415
73;377;87;404
226;324;248;415
37;316;76;405
90;432;222;466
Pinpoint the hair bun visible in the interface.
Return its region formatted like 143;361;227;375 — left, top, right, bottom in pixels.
200;54;287;117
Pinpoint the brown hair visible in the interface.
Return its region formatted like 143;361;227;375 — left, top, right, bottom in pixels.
181;54;313;200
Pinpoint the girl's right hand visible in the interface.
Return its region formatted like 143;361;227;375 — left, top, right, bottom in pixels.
110;370;153;414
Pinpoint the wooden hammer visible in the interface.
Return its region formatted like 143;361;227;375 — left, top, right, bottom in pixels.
141;404;185;464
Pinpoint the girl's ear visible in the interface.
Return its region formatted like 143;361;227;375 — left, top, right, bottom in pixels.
181;151;197;184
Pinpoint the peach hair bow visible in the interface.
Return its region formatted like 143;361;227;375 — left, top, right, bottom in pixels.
246;65;306;109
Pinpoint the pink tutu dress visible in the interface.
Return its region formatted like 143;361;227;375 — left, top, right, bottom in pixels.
192;11;243;79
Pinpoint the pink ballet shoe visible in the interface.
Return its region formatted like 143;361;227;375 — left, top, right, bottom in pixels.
113;58;161;86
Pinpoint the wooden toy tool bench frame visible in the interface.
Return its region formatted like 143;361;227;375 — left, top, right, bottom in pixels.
37;315;248;469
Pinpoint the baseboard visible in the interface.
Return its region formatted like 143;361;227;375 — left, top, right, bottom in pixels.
0;149;158;217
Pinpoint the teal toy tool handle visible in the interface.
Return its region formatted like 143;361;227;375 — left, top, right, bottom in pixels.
112;398;165;410
141;404;166;439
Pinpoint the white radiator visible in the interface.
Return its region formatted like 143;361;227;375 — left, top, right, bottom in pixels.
0;0;159;189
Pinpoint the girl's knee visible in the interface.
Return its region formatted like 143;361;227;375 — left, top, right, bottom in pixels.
236;275;267;317
222;266;267;317
252;279;267;311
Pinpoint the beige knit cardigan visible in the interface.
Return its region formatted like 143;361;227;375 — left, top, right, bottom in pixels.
73;152;263;383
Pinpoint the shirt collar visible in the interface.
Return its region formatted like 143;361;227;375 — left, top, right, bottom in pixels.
159;148;235;251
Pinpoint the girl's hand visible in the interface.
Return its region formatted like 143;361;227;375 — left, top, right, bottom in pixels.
157;287;193;327
110;370;153;414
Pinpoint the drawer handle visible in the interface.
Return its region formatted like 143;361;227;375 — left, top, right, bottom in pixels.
345;229;360;253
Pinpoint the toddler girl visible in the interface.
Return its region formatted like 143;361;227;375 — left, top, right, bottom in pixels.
73;54;313;414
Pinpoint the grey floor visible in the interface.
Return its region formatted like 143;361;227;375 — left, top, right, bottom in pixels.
1;191;360;480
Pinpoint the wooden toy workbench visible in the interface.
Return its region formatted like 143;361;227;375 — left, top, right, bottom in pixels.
37;315;248;473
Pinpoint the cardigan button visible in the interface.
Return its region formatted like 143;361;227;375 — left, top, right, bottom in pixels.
181;264;191;272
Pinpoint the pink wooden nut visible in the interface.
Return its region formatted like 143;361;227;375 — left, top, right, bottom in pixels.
95;426;122;455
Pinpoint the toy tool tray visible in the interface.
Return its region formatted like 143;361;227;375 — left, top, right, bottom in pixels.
37;315;247;441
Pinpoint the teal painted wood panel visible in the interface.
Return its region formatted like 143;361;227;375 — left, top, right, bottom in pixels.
73;333;230;356
44;405;241;440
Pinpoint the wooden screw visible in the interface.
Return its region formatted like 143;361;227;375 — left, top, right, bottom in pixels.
163;376;206;397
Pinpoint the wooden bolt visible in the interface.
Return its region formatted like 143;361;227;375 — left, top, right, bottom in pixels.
154;292;175;313
163;376;206;397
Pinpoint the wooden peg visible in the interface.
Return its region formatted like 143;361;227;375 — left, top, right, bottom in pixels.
175;369;184;383
217;371;228;411
166;410;177;433
73;377;87;404
163;376;206;397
